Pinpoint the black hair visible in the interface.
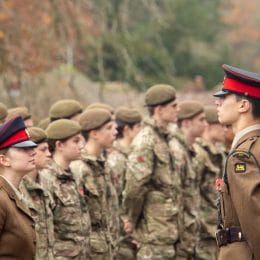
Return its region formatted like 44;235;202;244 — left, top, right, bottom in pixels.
147;98;176;116
235;95;260;118
116;119;136;139
47;136;73;154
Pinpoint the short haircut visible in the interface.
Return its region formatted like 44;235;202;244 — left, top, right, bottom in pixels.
116;119;136;139
235;95;260;118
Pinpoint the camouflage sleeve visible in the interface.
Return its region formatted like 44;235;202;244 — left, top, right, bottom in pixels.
168;138;199;257
123;129;154;226
71;160;98;196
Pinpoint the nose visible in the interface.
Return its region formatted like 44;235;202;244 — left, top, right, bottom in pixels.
215;99;221;106
30;148;36;157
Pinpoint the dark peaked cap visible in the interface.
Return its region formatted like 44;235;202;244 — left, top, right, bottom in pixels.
0;116;36;150
214;64;260;99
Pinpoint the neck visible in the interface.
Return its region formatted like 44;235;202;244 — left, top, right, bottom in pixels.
182;127;196;147
27;169;38;182
85;139;103;157
152;114;167;129
232;115;260;135
53;153;70;170
118;136;131;149
202;131;215;144
0;169;23;189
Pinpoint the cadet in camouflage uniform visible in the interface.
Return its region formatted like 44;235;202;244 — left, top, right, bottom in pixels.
122;84;179;260
168;101;207;259
49;99;83;122
20;127;55;260
193;106;226;260
40;119;90;259
70;108;117;260
106;107;142;260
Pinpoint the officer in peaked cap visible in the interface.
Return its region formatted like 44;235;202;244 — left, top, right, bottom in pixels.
214;65;260;260
0;116;36;259
49;99;83;122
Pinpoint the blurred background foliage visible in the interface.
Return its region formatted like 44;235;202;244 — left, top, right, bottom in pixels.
0;0;260;108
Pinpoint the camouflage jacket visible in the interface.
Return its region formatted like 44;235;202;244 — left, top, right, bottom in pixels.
39;161;90;259
70;152;115;258
194;137;225;238
20;175;55;260
167;127;201;257
123;117;179;245
106;140;129;206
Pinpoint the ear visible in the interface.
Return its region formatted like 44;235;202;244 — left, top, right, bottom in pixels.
154;105;162;116
0;154;11;167
182;119;190;128
89;130;98;140
55;140;63;151
238;99;251;113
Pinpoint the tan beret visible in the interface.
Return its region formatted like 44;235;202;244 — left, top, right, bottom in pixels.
0;102;7;121
7;107;31;120
115;107;142;124
145;84;176;106
80;108;112;131
178;101;204;120
46;119;81;140
204;106;219;124
37;117;50;130
28;127;47;144
49;99;82;120
86;102;114;114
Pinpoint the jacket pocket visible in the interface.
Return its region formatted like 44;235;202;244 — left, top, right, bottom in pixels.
220;182;233;222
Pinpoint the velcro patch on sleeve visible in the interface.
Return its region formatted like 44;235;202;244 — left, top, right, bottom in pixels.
234;163;246;173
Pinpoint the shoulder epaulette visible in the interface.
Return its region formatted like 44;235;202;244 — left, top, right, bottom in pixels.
236;136;259;153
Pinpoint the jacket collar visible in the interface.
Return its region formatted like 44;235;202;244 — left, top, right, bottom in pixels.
231;125;260;151
0;176;33;219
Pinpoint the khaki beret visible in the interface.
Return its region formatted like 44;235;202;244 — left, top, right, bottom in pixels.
28;127;47;144
86;102;114;114
37;117;50;130
80;108;112;131
0;102;7;121
178;101;204;120
204;106;219;124
145;84;176;106
49;99;82;120
7;107;31;120
46;119;81;140
115;107;142;124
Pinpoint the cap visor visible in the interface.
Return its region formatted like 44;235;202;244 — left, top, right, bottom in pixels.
12;140;37;148
213;89;230;97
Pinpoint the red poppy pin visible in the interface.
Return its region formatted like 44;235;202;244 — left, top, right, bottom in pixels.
137;156;145;162
215;178;223;191
78;187;85;197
